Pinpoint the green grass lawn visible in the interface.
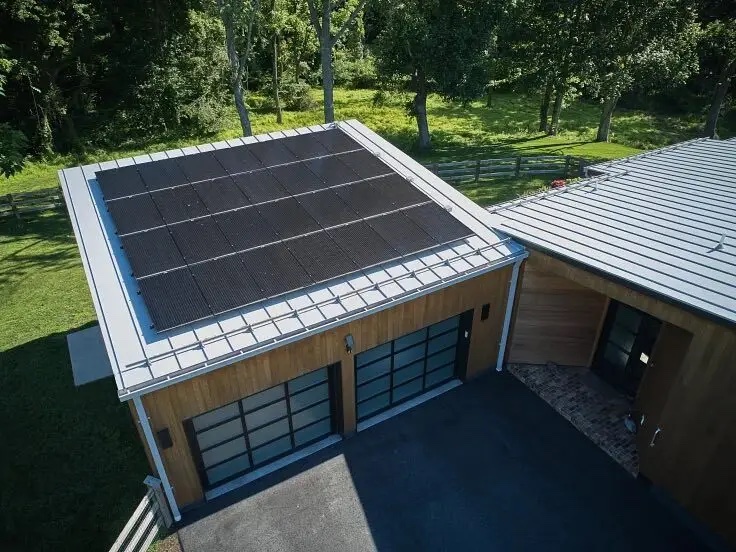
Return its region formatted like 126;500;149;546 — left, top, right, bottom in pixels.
5;88;728;195
0;87;729;551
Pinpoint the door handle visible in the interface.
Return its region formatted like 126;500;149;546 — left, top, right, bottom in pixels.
649;427;662;447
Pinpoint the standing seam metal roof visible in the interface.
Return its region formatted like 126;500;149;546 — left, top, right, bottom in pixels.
486;138;736;326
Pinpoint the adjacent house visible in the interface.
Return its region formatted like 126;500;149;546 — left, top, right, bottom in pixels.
60;120;526;519
488;137;736;546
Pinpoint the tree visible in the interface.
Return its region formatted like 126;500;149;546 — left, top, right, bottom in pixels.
588;0;699;142
0;46;27;178
374;0;504;151
216;0;261;136
702;19;736;137
305;0;370;123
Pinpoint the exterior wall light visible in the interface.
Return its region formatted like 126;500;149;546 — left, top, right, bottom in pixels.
344;334;355;354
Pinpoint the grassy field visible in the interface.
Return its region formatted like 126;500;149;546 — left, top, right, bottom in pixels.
0;87;729;551
4;88;727;195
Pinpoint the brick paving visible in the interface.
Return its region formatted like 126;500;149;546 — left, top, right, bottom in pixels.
507;363;639;476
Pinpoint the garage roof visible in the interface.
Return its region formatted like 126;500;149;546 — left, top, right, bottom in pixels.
487;137;736;326
61;120;525;400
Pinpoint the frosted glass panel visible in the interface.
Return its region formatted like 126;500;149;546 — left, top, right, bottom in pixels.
192;402;239;432
197;418;243;450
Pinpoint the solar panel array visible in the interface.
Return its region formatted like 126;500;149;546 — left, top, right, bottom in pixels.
97;129;473;331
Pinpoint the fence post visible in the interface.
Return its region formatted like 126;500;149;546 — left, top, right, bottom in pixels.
564;156;571;178
474;159;481;183
144;475;173;529
432;162;439;175
578;158;585;177
515;156;521;177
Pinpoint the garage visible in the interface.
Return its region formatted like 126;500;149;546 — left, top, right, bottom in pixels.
355;312;473;422
185;364;339;491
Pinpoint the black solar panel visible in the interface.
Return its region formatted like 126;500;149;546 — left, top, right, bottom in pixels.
367;211;437;255
240;243;314;296
403;203;473;242
213;145;263;174
214;207;279;251
281;134;329;159
232;170;289;203
338;150;393;180
269;162;326;195
150;185;209;224
120;227;185;277
193;176;251;214
169;218;233;263
99;128;478;332
106;193;164;235
257;198;321;239
334;181;395;218
138;158;188;191
247;140;297;167
305;156;359;186
328;221;399;267
315;128;361;153
287;232;358;283
296;189;360;228
97;165;147;200
138;268;212;330
190;255;263;315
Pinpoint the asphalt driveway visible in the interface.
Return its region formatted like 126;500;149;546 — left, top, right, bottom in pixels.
178;371;714;552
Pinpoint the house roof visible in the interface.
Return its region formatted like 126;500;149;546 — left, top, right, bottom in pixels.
487;137;736;327
61;120;526;400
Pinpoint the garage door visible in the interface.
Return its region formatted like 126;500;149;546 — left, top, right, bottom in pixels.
355;312;472;422
185;365;338;491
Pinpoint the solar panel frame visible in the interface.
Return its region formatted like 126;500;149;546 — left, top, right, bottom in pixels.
240;243;315;297
231;170;290;203
193;176;251;214
137;267;212;331
257;198;322;239
175;152;228;183
328;221;400;267
96;165;147;200
296;189;360;228
366;211;437;255
213;145;263;175
286;231;359;283
106;193;165;235
120;227;186;277
138;158;189;191
168;217;234;263
269;162;327;195
150;184;210;224
190;255;264;315
403;203;473;243
214;207;280;251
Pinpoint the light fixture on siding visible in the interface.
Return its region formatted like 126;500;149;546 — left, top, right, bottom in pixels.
344;333;355;354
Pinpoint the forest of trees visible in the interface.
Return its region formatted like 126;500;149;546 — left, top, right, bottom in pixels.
0;0;734;177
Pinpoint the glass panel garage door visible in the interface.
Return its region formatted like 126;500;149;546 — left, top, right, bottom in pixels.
355;314;469;422
185;365;336;490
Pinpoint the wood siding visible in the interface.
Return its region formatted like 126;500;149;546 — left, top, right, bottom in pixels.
508;259;608;366
523;250;736;547
138;267;513;507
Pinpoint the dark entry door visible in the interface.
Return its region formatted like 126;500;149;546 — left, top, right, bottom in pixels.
592;301;662;397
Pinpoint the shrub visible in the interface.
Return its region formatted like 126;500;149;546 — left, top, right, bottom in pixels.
333;52;378;89
280;80;315;111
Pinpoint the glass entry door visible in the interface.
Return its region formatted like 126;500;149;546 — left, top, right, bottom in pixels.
592;301;662;397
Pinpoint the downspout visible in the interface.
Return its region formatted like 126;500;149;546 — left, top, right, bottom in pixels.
133;396;182;522
496;256;525;372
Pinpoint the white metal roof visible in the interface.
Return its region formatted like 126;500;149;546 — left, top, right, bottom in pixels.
61;120;526;400
487;137;736;327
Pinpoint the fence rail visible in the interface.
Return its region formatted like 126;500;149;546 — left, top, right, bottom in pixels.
424;155;587;183
109;477;173;552
0;187;64;218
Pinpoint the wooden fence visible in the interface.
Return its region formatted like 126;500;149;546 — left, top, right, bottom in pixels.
424;155;587;183
109;477;173;552
0;187;64;218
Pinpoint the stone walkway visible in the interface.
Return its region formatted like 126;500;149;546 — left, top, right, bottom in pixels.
507;363;639;476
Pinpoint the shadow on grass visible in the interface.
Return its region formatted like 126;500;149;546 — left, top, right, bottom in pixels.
0;326;149;552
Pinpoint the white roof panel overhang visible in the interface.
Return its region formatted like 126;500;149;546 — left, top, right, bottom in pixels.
61;120;526;400
487;138;736;327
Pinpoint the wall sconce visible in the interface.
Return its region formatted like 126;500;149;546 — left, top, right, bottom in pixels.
344;333;355;354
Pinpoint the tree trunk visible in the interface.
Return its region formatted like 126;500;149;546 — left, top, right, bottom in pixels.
320;1;335;123
413;71;431;151
596;94;618;142
273;35;283;124
549;85;564;135
233;82;253;136
704;59;736;138
539;80;553;132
